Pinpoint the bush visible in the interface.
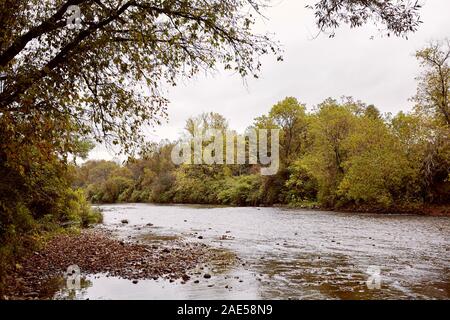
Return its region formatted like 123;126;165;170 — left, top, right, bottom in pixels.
285;162;318;204
217;175;262;206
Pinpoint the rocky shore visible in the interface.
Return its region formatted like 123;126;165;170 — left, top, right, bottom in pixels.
4;229;212;299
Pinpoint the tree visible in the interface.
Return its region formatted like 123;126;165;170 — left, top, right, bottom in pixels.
338;114;411;207
308;0;422;38
184;112;229;138
301;98;358;206
128;142;177;202
0;1;423;153
364;104;381;120
414;39;450;126
252;97;310;204
0;0;280;153
267;97;309;165
409;40;450;202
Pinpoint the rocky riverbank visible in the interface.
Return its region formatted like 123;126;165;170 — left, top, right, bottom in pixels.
3;229;214;299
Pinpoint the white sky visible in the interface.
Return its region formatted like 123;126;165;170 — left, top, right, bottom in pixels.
89;0;450;160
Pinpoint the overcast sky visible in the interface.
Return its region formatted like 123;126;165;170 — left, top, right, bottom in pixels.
90;0;450;161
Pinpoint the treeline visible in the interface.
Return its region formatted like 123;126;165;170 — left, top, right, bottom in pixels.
74;43;450;211
75;98;449;210
76;97;450;210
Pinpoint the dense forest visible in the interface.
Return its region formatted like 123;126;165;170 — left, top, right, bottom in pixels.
74;42;450;211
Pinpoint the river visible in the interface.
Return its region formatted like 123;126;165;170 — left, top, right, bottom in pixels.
54;204;450;300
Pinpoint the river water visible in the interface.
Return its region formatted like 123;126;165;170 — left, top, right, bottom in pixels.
55;204;450;300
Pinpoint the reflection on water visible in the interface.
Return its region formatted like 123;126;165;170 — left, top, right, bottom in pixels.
53;277;93;300
55;204;450;300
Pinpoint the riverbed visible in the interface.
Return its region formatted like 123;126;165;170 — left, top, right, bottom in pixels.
54;204;449;300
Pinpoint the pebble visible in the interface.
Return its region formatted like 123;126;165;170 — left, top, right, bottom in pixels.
6;228;228;299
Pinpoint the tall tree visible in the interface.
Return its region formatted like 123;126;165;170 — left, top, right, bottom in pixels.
411;40;450;202
0;0;423;153
414;39;450;126
0;0;280;153
254;97;308;166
